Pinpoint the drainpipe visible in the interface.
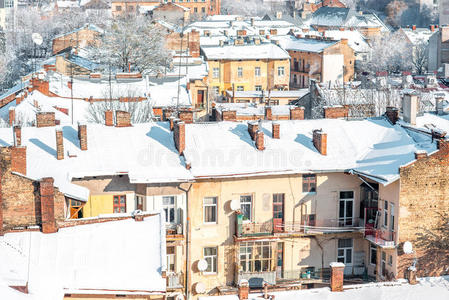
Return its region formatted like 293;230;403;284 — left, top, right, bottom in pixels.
179;183;193;300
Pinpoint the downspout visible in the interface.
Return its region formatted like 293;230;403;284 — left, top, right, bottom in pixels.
179;183;193;300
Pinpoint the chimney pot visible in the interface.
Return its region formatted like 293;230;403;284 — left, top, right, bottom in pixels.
330;262;345;292
255;130;265;150
169;116;175;131
105;110;114;126
272;122;280;139
55;128;64;160
385;107;399;125
8;108;15;126
174;120;185;155
40;177;57;234
78;123;87;151
313;129;327;155
13;125;22;147
402;93;418;125
115;110;132;127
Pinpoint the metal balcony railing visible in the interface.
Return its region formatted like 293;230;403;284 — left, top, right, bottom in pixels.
237;271;276;287
166;223;183;235
276;218;365;234
364;227;396;248
277;267;331;282
236;214;273;237
167;272;184;289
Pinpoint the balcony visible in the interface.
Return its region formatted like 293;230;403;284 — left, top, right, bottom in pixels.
277;267;331;283
167;272;184;289
237;271;276;287
276;218;365;235
236;214;273;237
166;223;183;237
365;227;396;248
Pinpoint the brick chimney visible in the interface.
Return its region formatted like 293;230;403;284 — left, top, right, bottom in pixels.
248;121;259;140
330;262;345;292
40;177;57;234
430;24;435;32
402;92;418;125
238;279;249;300
105;110;114;126
78;123;87;151
412;25;416;31
265;106;272;120
324;106;349;119
385;107;399;125
13;125;21;147
414;150;427;160
55;128;64;160
179;110;194;124
272;122;280;139
11;146;26;175
174;120;185;155
36;112;56;128
255;130;265;150
313;129;327;155
8;108;15;126
169;116;175;131
290;106;305;120
222;110;237;121
116;110;132;127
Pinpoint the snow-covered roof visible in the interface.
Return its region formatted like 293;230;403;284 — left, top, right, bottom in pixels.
324;30;371;53
0;122;193;200
307;7;352;27
226;89;309;99
199;276;449;300
0;213;167;299
201;43;290;60
276;35;338;53
400;28;434;45
147;76;191;107
182;118;436;184
52;23;103;41
215;103;295;117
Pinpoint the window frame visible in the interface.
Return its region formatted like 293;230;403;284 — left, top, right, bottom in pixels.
203;197;218;224
277;66;285;77
212;67;219;79
237;66;243;78
167;246;176;273
203;247;218;274
163;195;176;224
370;243;377;266
337;238;353;265
113;195;126;213
240;195;253;221
302;174;317;194
255;66;261;77
239;241;272;273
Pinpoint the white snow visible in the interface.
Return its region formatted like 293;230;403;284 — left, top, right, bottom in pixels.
0;122;193;201
276;35;338;53
201;43;290;60
199;276;449;300
226;89;308;99
0;213;167;299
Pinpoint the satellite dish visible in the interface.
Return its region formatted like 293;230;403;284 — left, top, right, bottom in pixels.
175;294;184;300
230;199;240;211
197;259;208;272
403;241;413;254
32;33;43;46
195;282;206;294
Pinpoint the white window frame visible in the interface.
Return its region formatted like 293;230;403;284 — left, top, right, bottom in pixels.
337;238;353;266
338;191;354;227
255;66;261;77
163;196;176;224
167;246;176;273
212;67;219;79
370;243;377;266
203;197;217;224
255;85;262;91
240;195;252;221
383;200;389;228
277;66;285;77
389;203;395;232
237;67;243;78
236;86;244;92
203;247;217;274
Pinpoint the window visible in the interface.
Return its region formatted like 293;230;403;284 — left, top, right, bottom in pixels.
113;195;126;213
204;247;217;273
370;244;377;265
237;86;244;91
302;174;316;193
212;86;219;96
163;196;176;224
212;67;219;78
383;200;388;227
201;7;205;13
381;251;386;276
136;195;144;211
255;85;262;91
388;254;393;266
237;67;243;77
240;241;272;272
255;67;261;77
293;58;299;72
277;66;285;76
204;197;217;223
167;246;175;273
339;191;354;227
337;238;353;264
194;7;198;13
240;195;252;221
115;5;122;11
389;203;395;232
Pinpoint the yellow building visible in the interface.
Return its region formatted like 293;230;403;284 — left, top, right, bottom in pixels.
201;41;291;96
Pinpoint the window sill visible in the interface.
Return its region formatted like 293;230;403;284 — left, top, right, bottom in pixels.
203;222;218;225
302;192;317;195
202;272;218;276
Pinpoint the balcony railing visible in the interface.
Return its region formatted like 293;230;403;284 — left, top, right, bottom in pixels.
237;271;276;287
166;223;183;236
276;218;365;234
277;267;331;282
167;272;184;289
236;214;273;237
365;227;396;248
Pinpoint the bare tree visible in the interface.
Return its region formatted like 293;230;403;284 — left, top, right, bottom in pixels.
412;42;428;75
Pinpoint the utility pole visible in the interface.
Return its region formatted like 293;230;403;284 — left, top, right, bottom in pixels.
176;16;185;115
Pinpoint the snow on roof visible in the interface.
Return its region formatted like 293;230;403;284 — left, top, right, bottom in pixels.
139;5;157;13
215;103;295;116
307;7;352;27
0;213;166;299
52;23;103;41
183;119;435;184
201;43;290;60
276;35;337;53
0;122;193;200
324;30;370;53
199;276;449;300
147;76;191;107
401;28;434;45
206;15;248;21
170;57;209;81
226;89;309;99
412;113;449;135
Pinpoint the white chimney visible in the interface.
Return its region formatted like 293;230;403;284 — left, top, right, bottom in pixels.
402;92;418;125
